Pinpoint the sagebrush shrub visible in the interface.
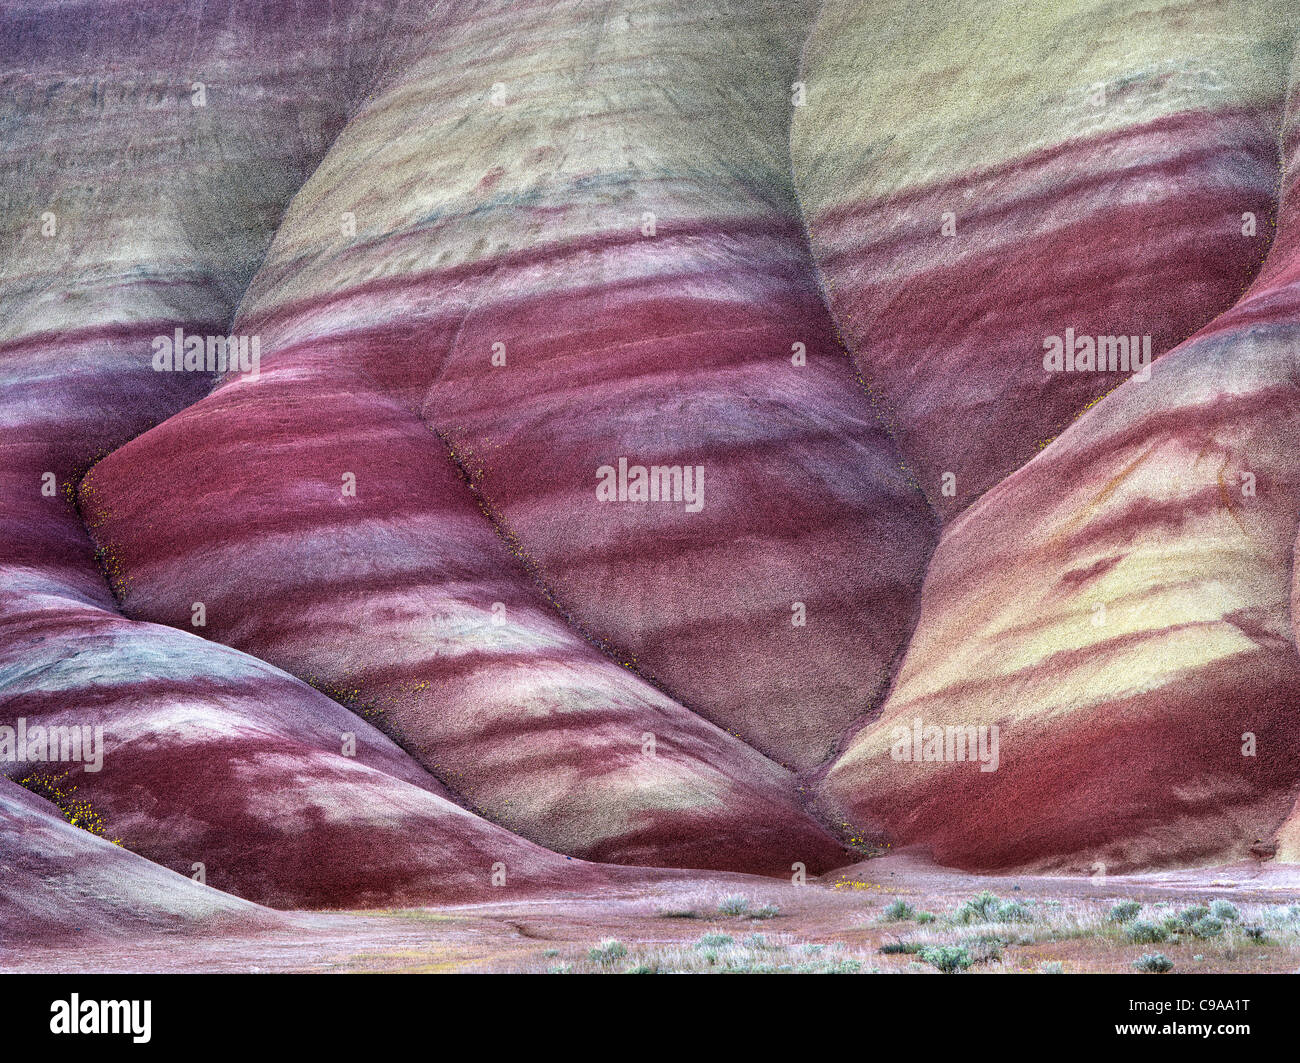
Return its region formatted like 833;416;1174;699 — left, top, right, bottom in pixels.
882;899;916;922
1108;901;1142;924
919;945;973;973
717;895;750;916
588;939;628;964
1189;916;1224;940
1208;900;1239;922
954;890;1003;923
1126;921;1168;944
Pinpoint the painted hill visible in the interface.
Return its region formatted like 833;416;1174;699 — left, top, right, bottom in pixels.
2;0;1299;944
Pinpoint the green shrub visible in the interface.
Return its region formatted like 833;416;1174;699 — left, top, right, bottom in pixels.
954;890;1003;923
878;940;924;955
1126;921;1168;944
916;911;937;924
1178;905;1209;926
696;932;734;949
588;939;628;964
995;900;1032;923
717;895;751;916
918;945;974;973
1038;961;1064;974
1189;916;1224;939
1108;901;1142;924
1209;900;1239;922
962;935;1004;963
952;892;1029;924
882;900;916;922
1133;953;1174;973
751;904;780;919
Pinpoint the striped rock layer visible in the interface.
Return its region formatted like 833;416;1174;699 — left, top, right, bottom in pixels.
818;38;1300;873
0;0;626;911
1;596;611;907
1266;52;1300;865
7;0;1300;919
0;775;281;947
792;0;1296;518
232;0;935;770
80;361;848;873
78;0;939;871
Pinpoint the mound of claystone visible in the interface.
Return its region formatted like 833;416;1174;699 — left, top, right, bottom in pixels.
4;0;1300;941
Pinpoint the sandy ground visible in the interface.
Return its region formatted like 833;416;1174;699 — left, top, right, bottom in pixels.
8;853;1300;973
